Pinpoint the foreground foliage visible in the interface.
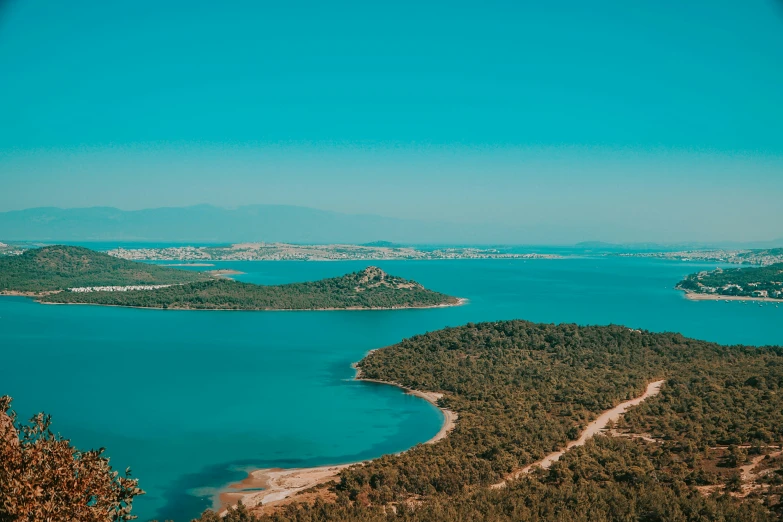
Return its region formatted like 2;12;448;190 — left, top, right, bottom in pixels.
0;396;143;521
196;321;783;521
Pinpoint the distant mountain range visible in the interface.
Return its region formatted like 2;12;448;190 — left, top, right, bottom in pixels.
0;205;512;244
1;205;781;248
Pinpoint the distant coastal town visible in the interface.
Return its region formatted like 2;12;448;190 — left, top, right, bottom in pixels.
106;242;563;262
619;248;783;266
0;242;25;256
4;242;783;267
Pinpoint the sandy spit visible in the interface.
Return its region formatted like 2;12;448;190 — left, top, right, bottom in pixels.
164;263;215;267
217;465;352;511
206;269;246;279
682;291;782;303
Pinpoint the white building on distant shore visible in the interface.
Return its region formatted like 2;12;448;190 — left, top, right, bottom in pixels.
68;284;174;293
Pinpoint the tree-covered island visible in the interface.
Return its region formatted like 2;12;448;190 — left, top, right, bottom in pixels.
0;245;459;310
677;263;783;300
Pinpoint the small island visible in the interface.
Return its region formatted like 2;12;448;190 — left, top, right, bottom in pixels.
677;262;783;301
0;245;461;310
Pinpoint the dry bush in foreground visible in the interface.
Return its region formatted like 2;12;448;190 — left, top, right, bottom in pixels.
0;396;143;522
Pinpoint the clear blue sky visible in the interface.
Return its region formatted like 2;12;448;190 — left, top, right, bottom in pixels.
1;0;782;243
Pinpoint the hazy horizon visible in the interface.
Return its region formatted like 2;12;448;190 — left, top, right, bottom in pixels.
1;203;782;247
2;1;782;243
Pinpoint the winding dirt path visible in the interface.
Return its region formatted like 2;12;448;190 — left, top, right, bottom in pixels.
492;380;665;488
741;448;783;482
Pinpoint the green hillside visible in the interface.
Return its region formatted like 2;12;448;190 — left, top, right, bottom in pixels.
0;245;209;292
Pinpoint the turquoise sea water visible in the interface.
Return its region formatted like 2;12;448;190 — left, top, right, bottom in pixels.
1;257;782;521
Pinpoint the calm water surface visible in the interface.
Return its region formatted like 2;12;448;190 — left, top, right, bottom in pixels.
1;257;781;521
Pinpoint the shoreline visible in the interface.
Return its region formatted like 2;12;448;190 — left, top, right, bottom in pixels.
29;296;469;312
163;263;215;267
215;363;458;515
206;269;246;279
0;290;60;297
355;376;458;446
681;290;782;303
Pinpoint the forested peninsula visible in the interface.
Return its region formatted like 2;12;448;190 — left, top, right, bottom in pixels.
0;245;459;310
678;263;783;300
209;321;783;522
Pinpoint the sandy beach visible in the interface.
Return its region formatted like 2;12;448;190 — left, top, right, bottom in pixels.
217;367;458;515
206;269;246;279
493;380;665;488
164;263;215;267
217;465;352;511
683;291;782;303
